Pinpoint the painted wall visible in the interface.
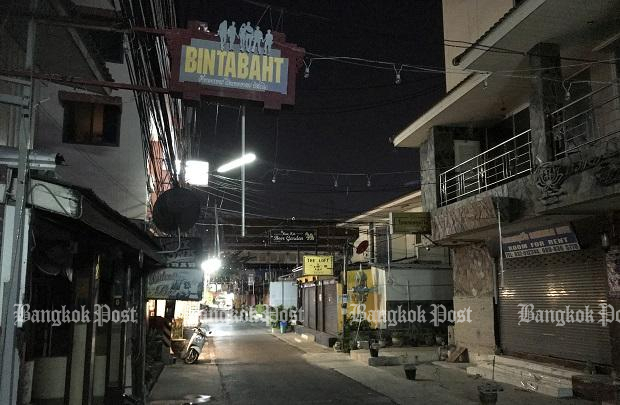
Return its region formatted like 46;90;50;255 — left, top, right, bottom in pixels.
442;0;514;92
34;61;148;221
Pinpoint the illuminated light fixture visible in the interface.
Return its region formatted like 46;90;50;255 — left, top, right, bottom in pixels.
272;169;277;183
201;257;222;275
333;176;339;188
175;159;209;186
366;175;371;188
217;153;256;173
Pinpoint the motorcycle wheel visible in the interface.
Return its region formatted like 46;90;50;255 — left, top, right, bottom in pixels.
184;348;199;364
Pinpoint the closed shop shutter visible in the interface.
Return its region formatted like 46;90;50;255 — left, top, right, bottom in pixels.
324;283;338;335
307;286;316;330
303;287;310;326
499;247;611;365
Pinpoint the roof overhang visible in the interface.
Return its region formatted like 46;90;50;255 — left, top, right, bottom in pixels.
453;0;620;73
341;190;422;225
393;72;531;148
19;178;163;263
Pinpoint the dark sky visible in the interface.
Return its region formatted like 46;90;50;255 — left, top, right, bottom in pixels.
175;0;445;220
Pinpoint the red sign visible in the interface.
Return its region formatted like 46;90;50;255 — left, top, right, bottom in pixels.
165;21;305;110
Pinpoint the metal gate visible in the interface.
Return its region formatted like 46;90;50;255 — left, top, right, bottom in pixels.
323;283;338;335
499;247;611;365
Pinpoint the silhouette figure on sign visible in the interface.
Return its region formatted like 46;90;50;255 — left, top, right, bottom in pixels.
264;29;273;55
252;26;263;54
244;22;254;52
239;23;247;52
218;20;228;50
227;21;237;51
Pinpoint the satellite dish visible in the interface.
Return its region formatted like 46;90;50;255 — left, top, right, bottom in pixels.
153;187;201;234
355;240;369;254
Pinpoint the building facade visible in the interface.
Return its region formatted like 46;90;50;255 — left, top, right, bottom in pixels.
393;0;620;376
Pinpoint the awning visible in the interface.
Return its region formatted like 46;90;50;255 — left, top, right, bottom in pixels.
19;176;164;263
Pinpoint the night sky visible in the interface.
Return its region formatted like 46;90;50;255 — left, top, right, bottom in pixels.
175;0;445;220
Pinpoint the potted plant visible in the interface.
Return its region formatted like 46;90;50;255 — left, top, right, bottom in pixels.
369;341;380;357
391;331;405;347
404;363;417;380
271;321;279;334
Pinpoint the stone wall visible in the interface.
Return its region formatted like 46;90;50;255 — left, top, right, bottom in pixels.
451;245;496;355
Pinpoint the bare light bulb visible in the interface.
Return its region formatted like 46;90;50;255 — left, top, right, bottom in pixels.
395;72;401;85
304;66;310;79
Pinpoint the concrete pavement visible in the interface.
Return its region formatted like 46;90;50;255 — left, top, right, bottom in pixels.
149;321;394;404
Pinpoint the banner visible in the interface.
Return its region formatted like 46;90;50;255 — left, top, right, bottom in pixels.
502;224;580;258
147;268;204;301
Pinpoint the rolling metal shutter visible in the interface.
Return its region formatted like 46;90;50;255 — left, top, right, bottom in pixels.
499;247;611;365
323;283;338;335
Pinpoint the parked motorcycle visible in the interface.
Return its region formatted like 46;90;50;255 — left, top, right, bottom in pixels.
184;324;212;364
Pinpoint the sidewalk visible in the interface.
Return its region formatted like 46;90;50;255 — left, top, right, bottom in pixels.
272;330;594;405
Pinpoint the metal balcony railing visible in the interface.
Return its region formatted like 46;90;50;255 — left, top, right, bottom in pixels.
551;84;620;160
439;129;532;206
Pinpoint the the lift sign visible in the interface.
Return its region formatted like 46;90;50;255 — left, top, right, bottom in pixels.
180;38;289;94
502;224;580;258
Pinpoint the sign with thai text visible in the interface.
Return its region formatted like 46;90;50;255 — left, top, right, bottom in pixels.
269;229;317;245
502;224;580;258
159;237;202;268
303;255;333;276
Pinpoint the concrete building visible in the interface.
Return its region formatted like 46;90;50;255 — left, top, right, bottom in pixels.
393;0;620;398
342;190;453;341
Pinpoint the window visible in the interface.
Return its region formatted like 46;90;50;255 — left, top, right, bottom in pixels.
60;91;122;146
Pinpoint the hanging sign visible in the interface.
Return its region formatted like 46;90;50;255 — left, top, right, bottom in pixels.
158;237;202;268
303;255;333;276
165;20;305;109
502;224;580;258
269;229;317;245
146;268;204;301
389;212;431;234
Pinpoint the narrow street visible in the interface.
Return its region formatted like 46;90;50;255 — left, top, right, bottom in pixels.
149;321;395;405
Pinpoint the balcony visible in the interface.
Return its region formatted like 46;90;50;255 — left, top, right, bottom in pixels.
551;84;620;160
439;129;532;206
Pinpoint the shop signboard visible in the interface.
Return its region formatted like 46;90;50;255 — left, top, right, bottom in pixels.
269;229;316;245
303;255;333;276
165;20;305;109
146;268;204;300
502;224;580;258
389;212;431;234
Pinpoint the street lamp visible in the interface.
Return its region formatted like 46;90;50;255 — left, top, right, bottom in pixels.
201;257;222;276
216;153;256;173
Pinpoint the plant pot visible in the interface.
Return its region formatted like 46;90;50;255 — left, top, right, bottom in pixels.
403;364;417;380
271;327;278;333
392;337;403;347
478;383;501;404
170;339;187;357
369;348;379;357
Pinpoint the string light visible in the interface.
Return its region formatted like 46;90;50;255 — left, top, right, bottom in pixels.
394;64;403;85
366;175;372;187
333;175;339;188
272;169;277;183
303;60;311;79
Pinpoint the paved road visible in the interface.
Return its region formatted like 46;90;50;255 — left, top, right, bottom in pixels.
149;321;394;405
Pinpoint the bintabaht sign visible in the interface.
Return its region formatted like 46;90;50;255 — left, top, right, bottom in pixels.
165;20;305;109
